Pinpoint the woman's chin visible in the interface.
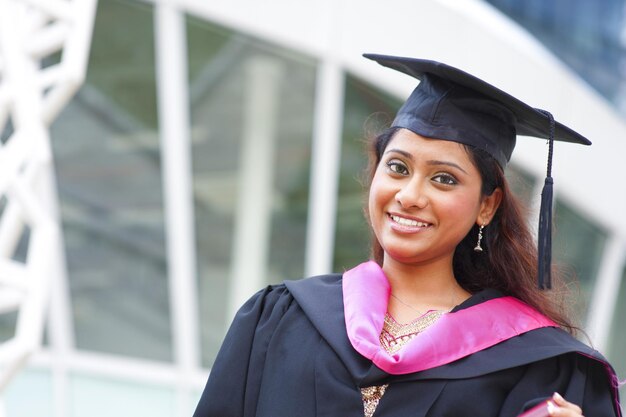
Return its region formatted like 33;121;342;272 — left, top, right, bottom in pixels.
382;248;426;265
382;245;453;267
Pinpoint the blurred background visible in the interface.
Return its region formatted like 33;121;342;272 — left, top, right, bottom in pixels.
2;0;626;415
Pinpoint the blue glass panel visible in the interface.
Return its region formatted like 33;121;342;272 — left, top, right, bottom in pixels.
50;0;172;361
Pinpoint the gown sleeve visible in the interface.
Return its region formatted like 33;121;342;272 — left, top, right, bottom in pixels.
192;284;293;417
498;353;621;417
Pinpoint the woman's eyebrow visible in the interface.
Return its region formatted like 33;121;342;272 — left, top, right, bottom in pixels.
384;148;413;159
384;149;469;175
426;160;468;175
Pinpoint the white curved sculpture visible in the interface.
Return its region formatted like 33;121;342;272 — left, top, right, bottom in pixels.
0;0;96;413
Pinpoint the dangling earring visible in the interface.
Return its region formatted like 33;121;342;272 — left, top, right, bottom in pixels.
474;224;485;252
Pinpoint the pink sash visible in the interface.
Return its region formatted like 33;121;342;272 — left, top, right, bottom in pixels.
343;261;557;375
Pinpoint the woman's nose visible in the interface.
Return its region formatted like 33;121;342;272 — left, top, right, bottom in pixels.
395;180;428;209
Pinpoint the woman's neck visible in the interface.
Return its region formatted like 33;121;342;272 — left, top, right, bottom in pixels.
382;255;471;323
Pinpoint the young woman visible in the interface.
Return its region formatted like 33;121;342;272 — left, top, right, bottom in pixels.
193;55;621;417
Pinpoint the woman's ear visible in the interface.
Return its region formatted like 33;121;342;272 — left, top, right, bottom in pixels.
477;187;502;225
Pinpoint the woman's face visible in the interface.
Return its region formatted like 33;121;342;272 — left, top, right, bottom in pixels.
368;129;499;267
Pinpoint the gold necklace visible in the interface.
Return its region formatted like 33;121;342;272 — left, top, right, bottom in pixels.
389;293;431;316
389;291;458;316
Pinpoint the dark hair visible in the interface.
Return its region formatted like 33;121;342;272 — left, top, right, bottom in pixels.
365;127;576;334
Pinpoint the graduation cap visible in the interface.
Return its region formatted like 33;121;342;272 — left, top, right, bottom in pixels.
363;53;592;290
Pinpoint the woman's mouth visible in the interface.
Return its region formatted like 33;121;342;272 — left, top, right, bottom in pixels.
389;214;432;231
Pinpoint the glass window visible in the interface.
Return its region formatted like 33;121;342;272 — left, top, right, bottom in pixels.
0;311;17;344
607;265;626;397
333;75;402;271
0;195;21;343
484;0;625;112
50;0;171;361
553;200;607;322
70;373;175;417
505;164;536;205
186;17;316;366
1;120;13;144
5;369;53;416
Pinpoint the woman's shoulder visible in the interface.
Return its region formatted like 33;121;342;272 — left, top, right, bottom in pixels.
448;288;612;363
236;273;344;320
283;272;345;317
283;272;343;294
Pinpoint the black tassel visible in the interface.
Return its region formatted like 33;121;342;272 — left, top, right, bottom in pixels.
536;109;555;290
537;177;553;289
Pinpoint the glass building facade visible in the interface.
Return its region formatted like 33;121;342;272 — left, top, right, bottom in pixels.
485;0;626;114
4;0;625;415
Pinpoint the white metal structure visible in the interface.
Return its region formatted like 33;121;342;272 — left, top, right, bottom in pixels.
1;0;624;416
0;0;96;414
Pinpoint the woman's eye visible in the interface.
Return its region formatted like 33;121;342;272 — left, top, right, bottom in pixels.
386;160;409;175
432;173;458;185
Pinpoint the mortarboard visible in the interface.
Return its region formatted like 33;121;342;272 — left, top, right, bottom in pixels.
363;53;592;290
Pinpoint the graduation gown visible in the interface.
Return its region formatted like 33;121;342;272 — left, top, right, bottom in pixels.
193;262;621;417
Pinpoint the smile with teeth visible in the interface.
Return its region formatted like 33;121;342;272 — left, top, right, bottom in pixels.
389;214;431;228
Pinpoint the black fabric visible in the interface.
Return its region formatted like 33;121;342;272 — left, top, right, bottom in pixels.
193;274;621;417
363;54;591;168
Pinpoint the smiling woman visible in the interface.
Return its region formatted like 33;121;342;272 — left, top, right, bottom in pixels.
369;131;494;265
193;55;621;417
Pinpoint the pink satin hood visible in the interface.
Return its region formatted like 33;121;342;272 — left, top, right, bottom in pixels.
343;261;557;375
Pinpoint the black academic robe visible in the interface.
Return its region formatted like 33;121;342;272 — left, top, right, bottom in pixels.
193;274;621;417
